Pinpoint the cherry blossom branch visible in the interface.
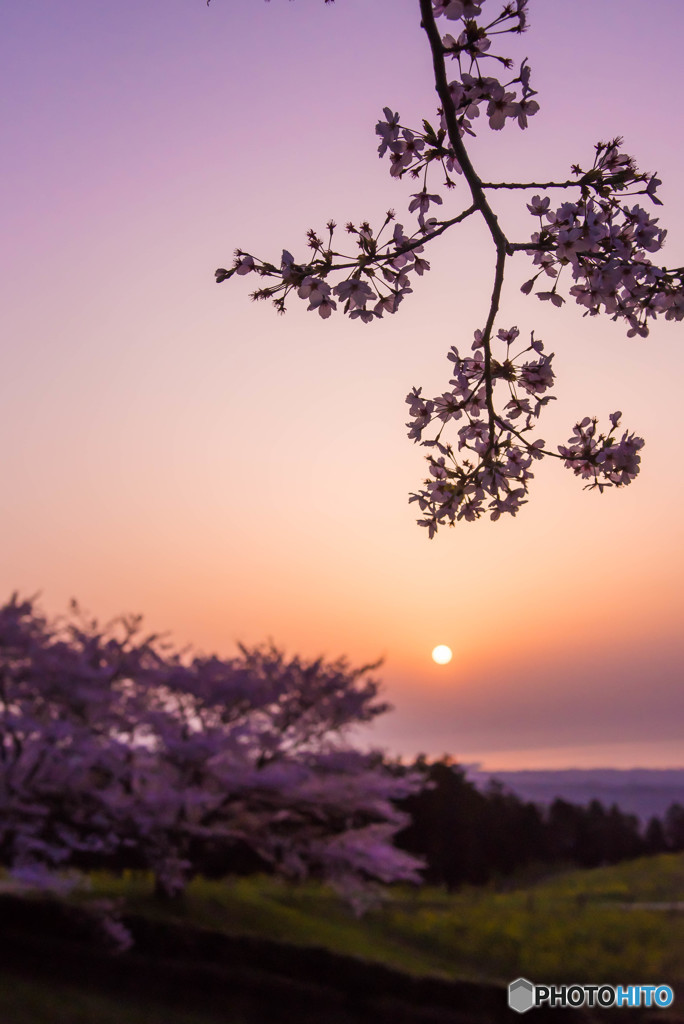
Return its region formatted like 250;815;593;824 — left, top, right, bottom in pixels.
480;179;580;190
219;204;478;286
214;0;682;532
479;169;658;191
418;0;518;490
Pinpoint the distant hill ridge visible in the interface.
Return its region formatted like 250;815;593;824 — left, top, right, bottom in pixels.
467;768;684;823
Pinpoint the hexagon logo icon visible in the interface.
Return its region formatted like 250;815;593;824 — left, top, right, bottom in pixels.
508;978;535;1013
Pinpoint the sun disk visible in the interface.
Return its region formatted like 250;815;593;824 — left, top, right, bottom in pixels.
431;644;453;665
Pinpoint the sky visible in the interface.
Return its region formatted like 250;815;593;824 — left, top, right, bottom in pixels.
2;0;683;770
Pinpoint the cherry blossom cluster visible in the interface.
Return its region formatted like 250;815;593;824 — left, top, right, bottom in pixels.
214;0;681;534
435;1;538;132
406;326;552;531
0;596;423;915
558;413;644;492
408;323;647;528
375;2;538;193
358;0;535;160
522;140;684;337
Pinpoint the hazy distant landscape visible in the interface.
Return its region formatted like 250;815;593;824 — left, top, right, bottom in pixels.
469;768;684;823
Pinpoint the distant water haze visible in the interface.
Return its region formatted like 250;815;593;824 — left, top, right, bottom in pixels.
466;767;684;824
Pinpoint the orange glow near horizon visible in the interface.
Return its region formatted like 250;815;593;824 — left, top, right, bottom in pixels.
2;0;683;768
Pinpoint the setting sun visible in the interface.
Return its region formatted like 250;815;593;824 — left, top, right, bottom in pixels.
431;645;453;665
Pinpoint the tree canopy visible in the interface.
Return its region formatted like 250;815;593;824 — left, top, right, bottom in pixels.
0;595;421;908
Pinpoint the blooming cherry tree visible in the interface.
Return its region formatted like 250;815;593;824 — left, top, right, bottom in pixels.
215;0;682;535
0;595;422;906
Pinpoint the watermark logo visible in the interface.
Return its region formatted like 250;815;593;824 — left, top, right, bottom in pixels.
509;979;536;1014
508;979;674;1013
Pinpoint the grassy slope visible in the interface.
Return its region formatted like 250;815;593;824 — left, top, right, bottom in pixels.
82;853;684;985
2;854;683;1023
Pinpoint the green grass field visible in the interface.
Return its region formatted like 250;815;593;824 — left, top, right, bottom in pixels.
80;853;684;984
2;854;683;1022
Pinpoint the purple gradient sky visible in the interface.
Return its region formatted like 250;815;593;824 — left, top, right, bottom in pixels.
2;0;683;769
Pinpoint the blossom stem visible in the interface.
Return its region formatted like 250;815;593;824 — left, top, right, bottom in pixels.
482;246;507;440
480;180;581;190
